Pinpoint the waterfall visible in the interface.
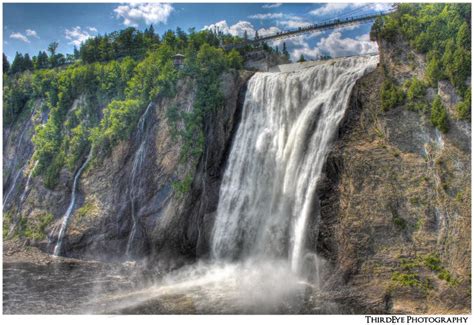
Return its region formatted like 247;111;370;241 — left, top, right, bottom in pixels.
6;161;39;238
126;102;154;257
20;160;39;203
53;152;92;256
3;108;36;208
3;169;23;207
211;56;378;274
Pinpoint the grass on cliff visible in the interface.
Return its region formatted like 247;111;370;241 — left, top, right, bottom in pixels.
9;212;54;241
391;254;459;292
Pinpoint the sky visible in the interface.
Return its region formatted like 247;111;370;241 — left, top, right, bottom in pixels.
3;2;393;62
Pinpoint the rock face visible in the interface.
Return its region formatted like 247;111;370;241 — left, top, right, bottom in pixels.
317;36;471;314
4;70;253;268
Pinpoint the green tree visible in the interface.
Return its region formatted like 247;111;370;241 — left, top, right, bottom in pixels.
426;54;443;86
431;95;449;133
455;88;471;120
10;52;25;74
226;49;243;69
3;53;10;74
298;54;306;63
23;53;34;71
48;41;59;67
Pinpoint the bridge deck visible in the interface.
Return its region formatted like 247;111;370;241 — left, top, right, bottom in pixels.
225;11;393;50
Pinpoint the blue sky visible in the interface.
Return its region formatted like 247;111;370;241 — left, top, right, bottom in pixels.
3;2;392;61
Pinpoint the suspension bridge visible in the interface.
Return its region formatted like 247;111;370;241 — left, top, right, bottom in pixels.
224;6;396;50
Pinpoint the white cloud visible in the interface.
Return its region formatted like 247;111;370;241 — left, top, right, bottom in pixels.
310;3;365;16
10;32;30;43
257;26;281;37
114;3;174;27
292;46;321;61
316;31;378;57
65;26;93;46
248;13;284;20
87;26;98;33
25;29;39;39
204;20;257;38
278;20;312;29
310;3;393;16
262;3;282;9
229;21;256;37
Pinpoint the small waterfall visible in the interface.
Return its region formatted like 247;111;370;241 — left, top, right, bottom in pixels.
53;152;92;256
211;56;378;275
126;103;154;257
6;161;39;238
20;160;39;203
3;108;36;209
3;169;23;207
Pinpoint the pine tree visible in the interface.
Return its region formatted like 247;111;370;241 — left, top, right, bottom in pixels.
10;52;24;74
3;53;10;74
36;51;49;69
298;54;306;63
73;46;80;59
23;53;34;71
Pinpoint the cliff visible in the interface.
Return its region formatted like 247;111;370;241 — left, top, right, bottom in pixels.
318;33;471;314
3;70;253;268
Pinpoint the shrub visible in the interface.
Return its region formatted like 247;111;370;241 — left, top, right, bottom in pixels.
405;77;426;102
455;88;471;120
431;95;449;133
381;79;405;111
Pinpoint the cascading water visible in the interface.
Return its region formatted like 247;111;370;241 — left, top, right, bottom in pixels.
19;160;39;203
126;102;154;257
3;108;36;208
212;55;378;274
53;151;92;256
7;161;40;238
3;169;23;207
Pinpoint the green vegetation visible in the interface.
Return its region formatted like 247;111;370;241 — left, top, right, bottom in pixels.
403;77;429;112
431;96;449;133
391;254;460;291
391;271;433;291
455;88;471;120
381;78;404;111
4;26;279;191
3;211;13;238
404;77;426;102
75;201;98;223
12;212;54;240
375;3;471;121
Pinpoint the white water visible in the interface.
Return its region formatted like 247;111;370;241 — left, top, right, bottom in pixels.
53;152;92;256
3;108;36;208
3;169;23;207
212;55;378;273
20;160;39;203
126;102;154;257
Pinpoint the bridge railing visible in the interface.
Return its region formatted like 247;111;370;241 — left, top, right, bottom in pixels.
225;10;394;50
